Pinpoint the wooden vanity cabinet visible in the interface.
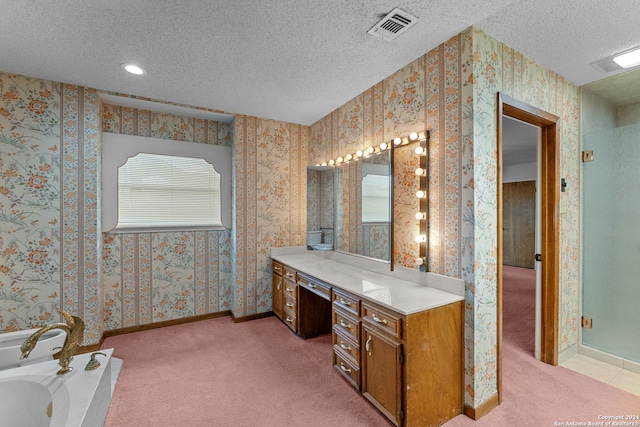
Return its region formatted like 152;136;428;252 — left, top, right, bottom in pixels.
271;261;284;320
332;289;362;390
362;302;404;425
271;259;463;427
281;266;298;333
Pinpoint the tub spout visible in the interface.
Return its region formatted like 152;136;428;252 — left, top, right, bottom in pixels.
20;311;85;375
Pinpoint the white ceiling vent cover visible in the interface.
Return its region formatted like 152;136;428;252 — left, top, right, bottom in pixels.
367;8;419;41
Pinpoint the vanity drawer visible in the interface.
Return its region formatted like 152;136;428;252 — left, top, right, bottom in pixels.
283;293;297;312
332;289;360;317
283;306;297;332
283;265;297;282
283;280;297;300
333;307;360;344
297;273;331;300
333;327;360;366
334;350;361;390
272;260;283;276
362;302;403;339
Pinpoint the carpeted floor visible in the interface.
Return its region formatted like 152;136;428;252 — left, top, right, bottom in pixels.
103;267;640;426
443;265;640;426
102;315;393;427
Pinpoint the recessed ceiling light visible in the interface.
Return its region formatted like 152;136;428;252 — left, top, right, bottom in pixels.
121;63;147;75
613;47;640;69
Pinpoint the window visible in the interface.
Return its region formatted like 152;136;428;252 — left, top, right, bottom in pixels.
102;133;231;232
118;153;221;229
361;171;390;223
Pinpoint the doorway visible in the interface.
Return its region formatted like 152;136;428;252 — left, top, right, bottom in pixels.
497;93;560;403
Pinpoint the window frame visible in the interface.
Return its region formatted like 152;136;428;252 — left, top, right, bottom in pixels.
102;133;232;233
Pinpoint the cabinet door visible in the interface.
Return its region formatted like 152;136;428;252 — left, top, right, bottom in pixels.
272;274;283;320
362;324;402;426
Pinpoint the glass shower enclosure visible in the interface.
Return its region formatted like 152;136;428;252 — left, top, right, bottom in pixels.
583;124;640;363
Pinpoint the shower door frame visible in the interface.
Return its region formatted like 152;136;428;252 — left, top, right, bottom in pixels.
497;93;560;403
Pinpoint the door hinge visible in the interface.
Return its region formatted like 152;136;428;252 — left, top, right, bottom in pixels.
581;316;593;329
582;150;594;162
400;353;404;365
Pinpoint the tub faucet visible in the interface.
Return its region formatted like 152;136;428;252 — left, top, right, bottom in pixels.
20;310;85;375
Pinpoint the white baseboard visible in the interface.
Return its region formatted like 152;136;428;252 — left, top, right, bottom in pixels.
578;345;640;374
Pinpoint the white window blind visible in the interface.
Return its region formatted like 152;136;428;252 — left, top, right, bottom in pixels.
362;173;390;222
117;153;222;229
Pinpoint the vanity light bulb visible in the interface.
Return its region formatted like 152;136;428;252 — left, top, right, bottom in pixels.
415;235;426;243
356;150;363;157
337;157;343;164
315;163;320;167
415;146;425;155
329;159;335;165
394;137;402;145
415;257;425;266
409;132;419;141
367;146;375;154
415;167;425;176
345;154;353;161
416;190;426;198
380;142;388;151
415;212;426;220
321;162;327;166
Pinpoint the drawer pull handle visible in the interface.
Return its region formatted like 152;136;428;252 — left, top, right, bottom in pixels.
277;282;281;290
308;283;317;289
372;314;388;325
340;342;352;351
286;302;294;307
340;320;351;329
285;287;293;292
339;298;352;307
286;272;294;277
285;316;294;323
274;266;281;271
340;363;352;374
365;336;372;352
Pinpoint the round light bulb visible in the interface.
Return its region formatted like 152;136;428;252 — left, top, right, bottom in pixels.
409;132;419;141
356;150;363;157
367;146;375;154
329;159;335;165
415;146;425;155
415;167;424;176
415;212;426;220
415;257;425;266
394;137;402;145
415;234;426;243
380;142;388;150
315;163;320;167
416;190;426;198
336;157;343;164
345;154;353;161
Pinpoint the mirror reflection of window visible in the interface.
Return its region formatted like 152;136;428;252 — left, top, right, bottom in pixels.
361;170;390;222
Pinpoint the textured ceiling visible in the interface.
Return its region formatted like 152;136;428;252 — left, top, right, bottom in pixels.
1;0;639;125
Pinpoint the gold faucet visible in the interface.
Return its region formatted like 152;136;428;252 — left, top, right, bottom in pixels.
20;310;85;375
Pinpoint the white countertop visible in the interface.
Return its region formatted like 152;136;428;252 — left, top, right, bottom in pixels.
271;252;464;315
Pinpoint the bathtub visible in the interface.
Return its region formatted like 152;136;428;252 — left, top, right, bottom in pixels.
0;348;113;427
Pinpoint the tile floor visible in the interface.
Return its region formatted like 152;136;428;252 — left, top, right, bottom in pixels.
562;354;640;397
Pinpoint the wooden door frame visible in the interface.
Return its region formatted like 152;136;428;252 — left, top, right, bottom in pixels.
497;93;560;403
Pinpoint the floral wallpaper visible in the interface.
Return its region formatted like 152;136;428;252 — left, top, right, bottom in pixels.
0;73;102;343
309;27;580;410
101;104;234;329
234;116;308;317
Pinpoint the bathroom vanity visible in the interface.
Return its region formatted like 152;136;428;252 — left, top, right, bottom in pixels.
271;248;464;427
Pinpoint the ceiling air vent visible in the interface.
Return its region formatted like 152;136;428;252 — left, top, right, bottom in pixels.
367;8;419;42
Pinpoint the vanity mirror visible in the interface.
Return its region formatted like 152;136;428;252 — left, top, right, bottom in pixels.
306;130;428;270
